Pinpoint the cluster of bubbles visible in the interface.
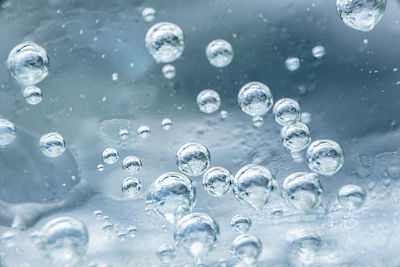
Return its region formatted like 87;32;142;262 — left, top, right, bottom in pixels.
0;3;382;265
93;210;137;241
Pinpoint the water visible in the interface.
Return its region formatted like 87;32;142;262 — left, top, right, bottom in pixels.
0;119;16;146
281;122;311;152
306;139;344;176
281;172;324;211
37;217;88;266
237;82;274;116
336;0;386;32
273;98;301;126
205;39;234;68
197;89;221;114
39;132;66;158
202;167;232;197
122;155;142;175
145;22;184;63
176;142;211;176
233;165;275;211
162;64;176;79
1;0;399;265
285;57;300;72
230;214;252;233
7;41;49;86
146;172;196;224
121;177;142;198
231;234;262;264
23;85;43;105
338;184;366;209
174;213;219;264
102;147;119;165
156;243;176;263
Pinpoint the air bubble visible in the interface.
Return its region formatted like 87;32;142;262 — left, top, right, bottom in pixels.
273;98;301;126
142;7;156;22
281;122;311;152
176;142;211;176
156;243;176;263
230;214;252;233
0;119;16;146
147;172;196;224
161;118;172;130
312;45;326;59
238;82;273;116
137;125;151;138
197;89;221;114
122;156;142;175
145;22;184;63
231;234;262;264
174;213;219;264
102;147;119;165
202;167;232;197
233;165;275;211
306;139;344;176
162;64;176;79
39;132;66;157
338;184;366;209
122;177;142;198
285;57;300;71
281;172;323;211
206;39;234;68
252;116;264;127
23;85;43;105
7;41;49;85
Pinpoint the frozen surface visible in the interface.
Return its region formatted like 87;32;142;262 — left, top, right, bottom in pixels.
0;0;400;266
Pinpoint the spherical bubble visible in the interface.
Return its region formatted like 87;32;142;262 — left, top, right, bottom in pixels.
162;64;176;79
39;132;66;157
122;177;142;198
7;41;49;85
273;98;301;126
336;0;386;32
231;234;262;264
174;213;219;263
238;82;273;116
202;167;232;197
145;22;184;63
220;110;228;119
0;119;16;146
142;7;156;22
338;184;366;209
312;45;326;59
197;89;221;114
23;85;42;105
156;243;176;263
206;39;234;68
281;172;323;211
176;142;211;176
306;139;344;176
97;164;104;172
119;128;129;140
161;118;172;130
37;217;88;266
102;147;119;165
292;232;321;263
285;57;300;71
233;164;275;211
230;214;252;233
252;116;264;127
281;122;311;152
147;172;196;224
137;125;151;138
122;155;142;175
